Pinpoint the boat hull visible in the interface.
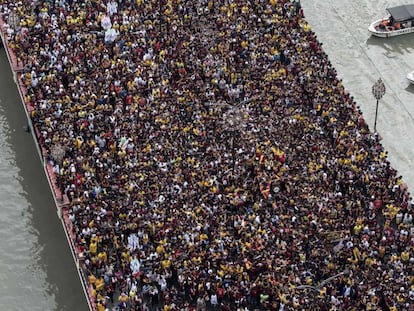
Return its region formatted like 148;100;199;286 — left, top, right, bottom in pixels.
407;71;414;84
368;18;414;38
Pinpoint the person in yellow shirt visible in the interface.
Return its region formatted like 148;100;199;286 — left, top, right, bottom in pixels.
89;240;98;255
156;243;165;254
161;257;171;269
95;277;105;291
97;251;107;263
401;249;410;262
88;273;96;286
96;299;106;311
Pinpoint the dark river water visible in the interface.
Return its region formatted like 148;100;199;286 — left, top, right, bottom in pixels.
0;47;88;310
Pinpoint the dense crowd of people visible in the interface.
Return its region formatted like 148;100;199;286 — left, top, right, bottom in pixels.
1;0;414;310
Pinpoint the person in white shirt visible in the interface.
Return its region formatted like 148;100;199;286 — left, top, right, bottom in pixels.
107;0;118;16
210;293;218;308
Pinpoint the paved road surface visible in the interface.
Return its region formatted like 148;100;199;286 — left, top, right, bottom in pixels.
302;0;414;193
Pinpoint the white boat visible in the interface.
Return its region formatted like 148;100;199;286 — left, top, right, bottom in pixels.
407;71;414;84
368;4;414;38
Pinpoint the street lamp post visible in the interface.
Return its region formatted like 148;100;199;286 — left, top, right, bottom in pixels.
159;1;162;33
222;107;244;173
371;78;386;133
206;99;250;173
6;11;22;71
50;143;66;165
7;11;20;33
